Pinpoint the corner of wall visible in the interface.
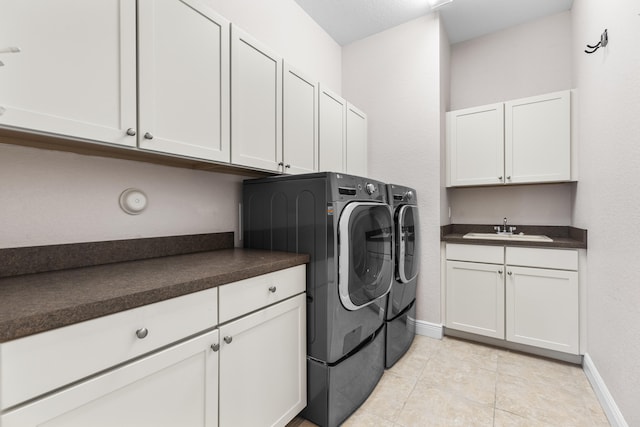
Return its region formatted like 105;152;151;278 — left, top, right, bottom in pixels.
583;353;630;427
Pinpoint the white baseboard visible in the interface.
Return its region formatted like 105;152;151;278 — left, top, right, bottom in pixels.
415;320;443;339
583;353;629;427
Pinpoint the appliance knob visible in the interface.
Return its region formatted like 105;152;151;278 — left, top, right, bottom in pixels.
405;190;414;200
365;183;376;195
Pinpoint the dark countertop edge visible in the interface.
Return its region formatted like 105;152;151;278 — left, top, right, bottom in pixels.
441;224;587;249
0;232;235;278
0;249;309;343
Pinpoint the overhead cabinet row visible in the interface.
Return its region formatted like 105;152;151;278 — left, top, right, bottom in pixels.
232;27;368;176
446;90;573;187
0;0;367;176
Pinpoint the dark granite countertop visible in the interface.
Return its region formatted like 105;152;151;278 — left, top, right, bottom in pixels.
0;235;309;343
441;224;587;249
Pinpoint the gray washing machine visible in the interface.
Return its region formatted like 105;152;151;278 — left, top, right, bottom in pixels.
384;184;420;368
242;172;394;427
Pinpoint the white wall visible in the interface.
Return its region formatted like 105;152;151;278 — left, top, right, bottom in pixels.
1;0;342;250
0;144;246;248
572;0;640;425
208;0;342;92
447;11;574;227
342;15;443;324
450;11;573;110
440;15;451;225
449;184;574;225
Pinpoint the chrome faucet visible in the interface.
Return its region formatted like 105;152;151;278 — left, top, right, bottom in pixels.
494;217;516;234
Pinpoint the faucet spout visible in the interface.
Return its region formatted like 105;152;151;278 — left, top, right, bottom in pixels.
503;217;508;233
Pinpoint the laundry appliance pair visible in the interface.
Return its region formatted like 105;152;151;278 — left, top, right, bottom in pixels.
242;172;419;427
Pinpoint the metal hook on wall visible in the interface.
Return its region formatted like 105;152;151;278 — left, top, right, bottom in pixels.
585;29;608;54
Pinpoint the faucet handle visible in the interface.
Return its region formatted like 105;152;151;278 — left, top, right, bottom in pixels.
509;226;517;233
493;226;500;232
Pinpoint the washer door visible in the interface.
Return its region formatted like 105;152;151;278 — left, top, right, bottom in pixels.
338;202;394;311
397;205;420;283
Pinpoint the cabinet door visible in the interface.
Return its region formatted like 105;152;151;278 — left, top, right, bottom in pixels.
231;25;282;172
0;0;137;147
447;103;504;187
318;86;347;173
137;0;230;162
346;103;368;177
283;63;318;174
219;294;306;427
446;261;505;339
1;330;219;427
505;90;570;184
506;266;578;354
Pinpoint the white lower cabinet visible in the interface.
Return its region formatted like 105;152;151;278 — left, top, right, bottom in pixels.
506;265;578;354
219;293;306;427
446;260;505;339
445;244;580;355
1;330;219;427
0;265;307;427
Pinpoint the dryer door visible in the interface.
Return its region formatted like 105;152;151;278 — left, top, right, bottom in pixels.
338;202;394;311
397;205;420;283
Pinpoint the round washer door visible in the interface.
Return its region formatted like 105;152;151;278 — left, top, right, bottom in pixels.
397;205;420;283
338;202;394;311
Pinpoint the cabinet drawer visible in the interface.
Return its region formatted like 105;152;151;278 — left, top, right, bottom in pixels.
219;265;305;324
506;247;578;271
446;244;504;264
0;287;217;410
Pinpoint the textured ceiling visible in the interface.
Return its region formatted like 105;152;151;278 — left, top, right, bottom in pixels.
294;0;574;45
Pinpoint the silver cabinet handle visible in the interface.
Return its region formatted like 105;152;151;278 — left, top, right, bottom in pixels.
285;164;291;169
269;286;277;293
507;176;512;180
211;343;220;352
0;47;21;54
278;162;284;166
223;336;233;344
507;271;513;276
126;128;136;136
144;132;154;140
0;47;20;67
498;270;503;274
498;176;503;181
136;328;149;339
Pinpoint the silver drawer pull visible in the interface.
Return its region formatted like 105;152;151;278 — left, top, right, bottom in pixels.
507;271;513;276
224;336;233;344
269;286;277;293
126;128;136;136
144;132;154;140
498;270;503;274
135;328;149;339
211;343;220;352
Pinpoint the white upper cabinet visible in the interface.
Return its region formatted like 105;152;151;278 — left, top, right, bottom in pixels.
346;103;368;177
137;0;230;162
282;63;318;174
446;90;572;187
1;3;368;176
0;0;137;147
505;91;571;184
447;103;504;186
231;25;283;172
318;86;347;173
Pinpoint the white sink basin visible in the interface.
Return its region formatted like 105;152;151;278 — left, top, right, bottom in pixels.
463;232;553;242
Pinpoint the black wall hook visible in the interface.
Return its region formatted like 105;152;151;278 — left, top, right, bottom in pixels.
585;29;608;54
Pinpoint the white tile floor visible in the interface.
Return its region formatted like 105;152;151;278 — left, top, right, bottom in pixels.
289;335;610;427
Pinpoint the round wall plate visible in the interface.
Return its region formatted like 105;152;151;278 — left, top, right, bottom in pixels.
119;188;148;215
